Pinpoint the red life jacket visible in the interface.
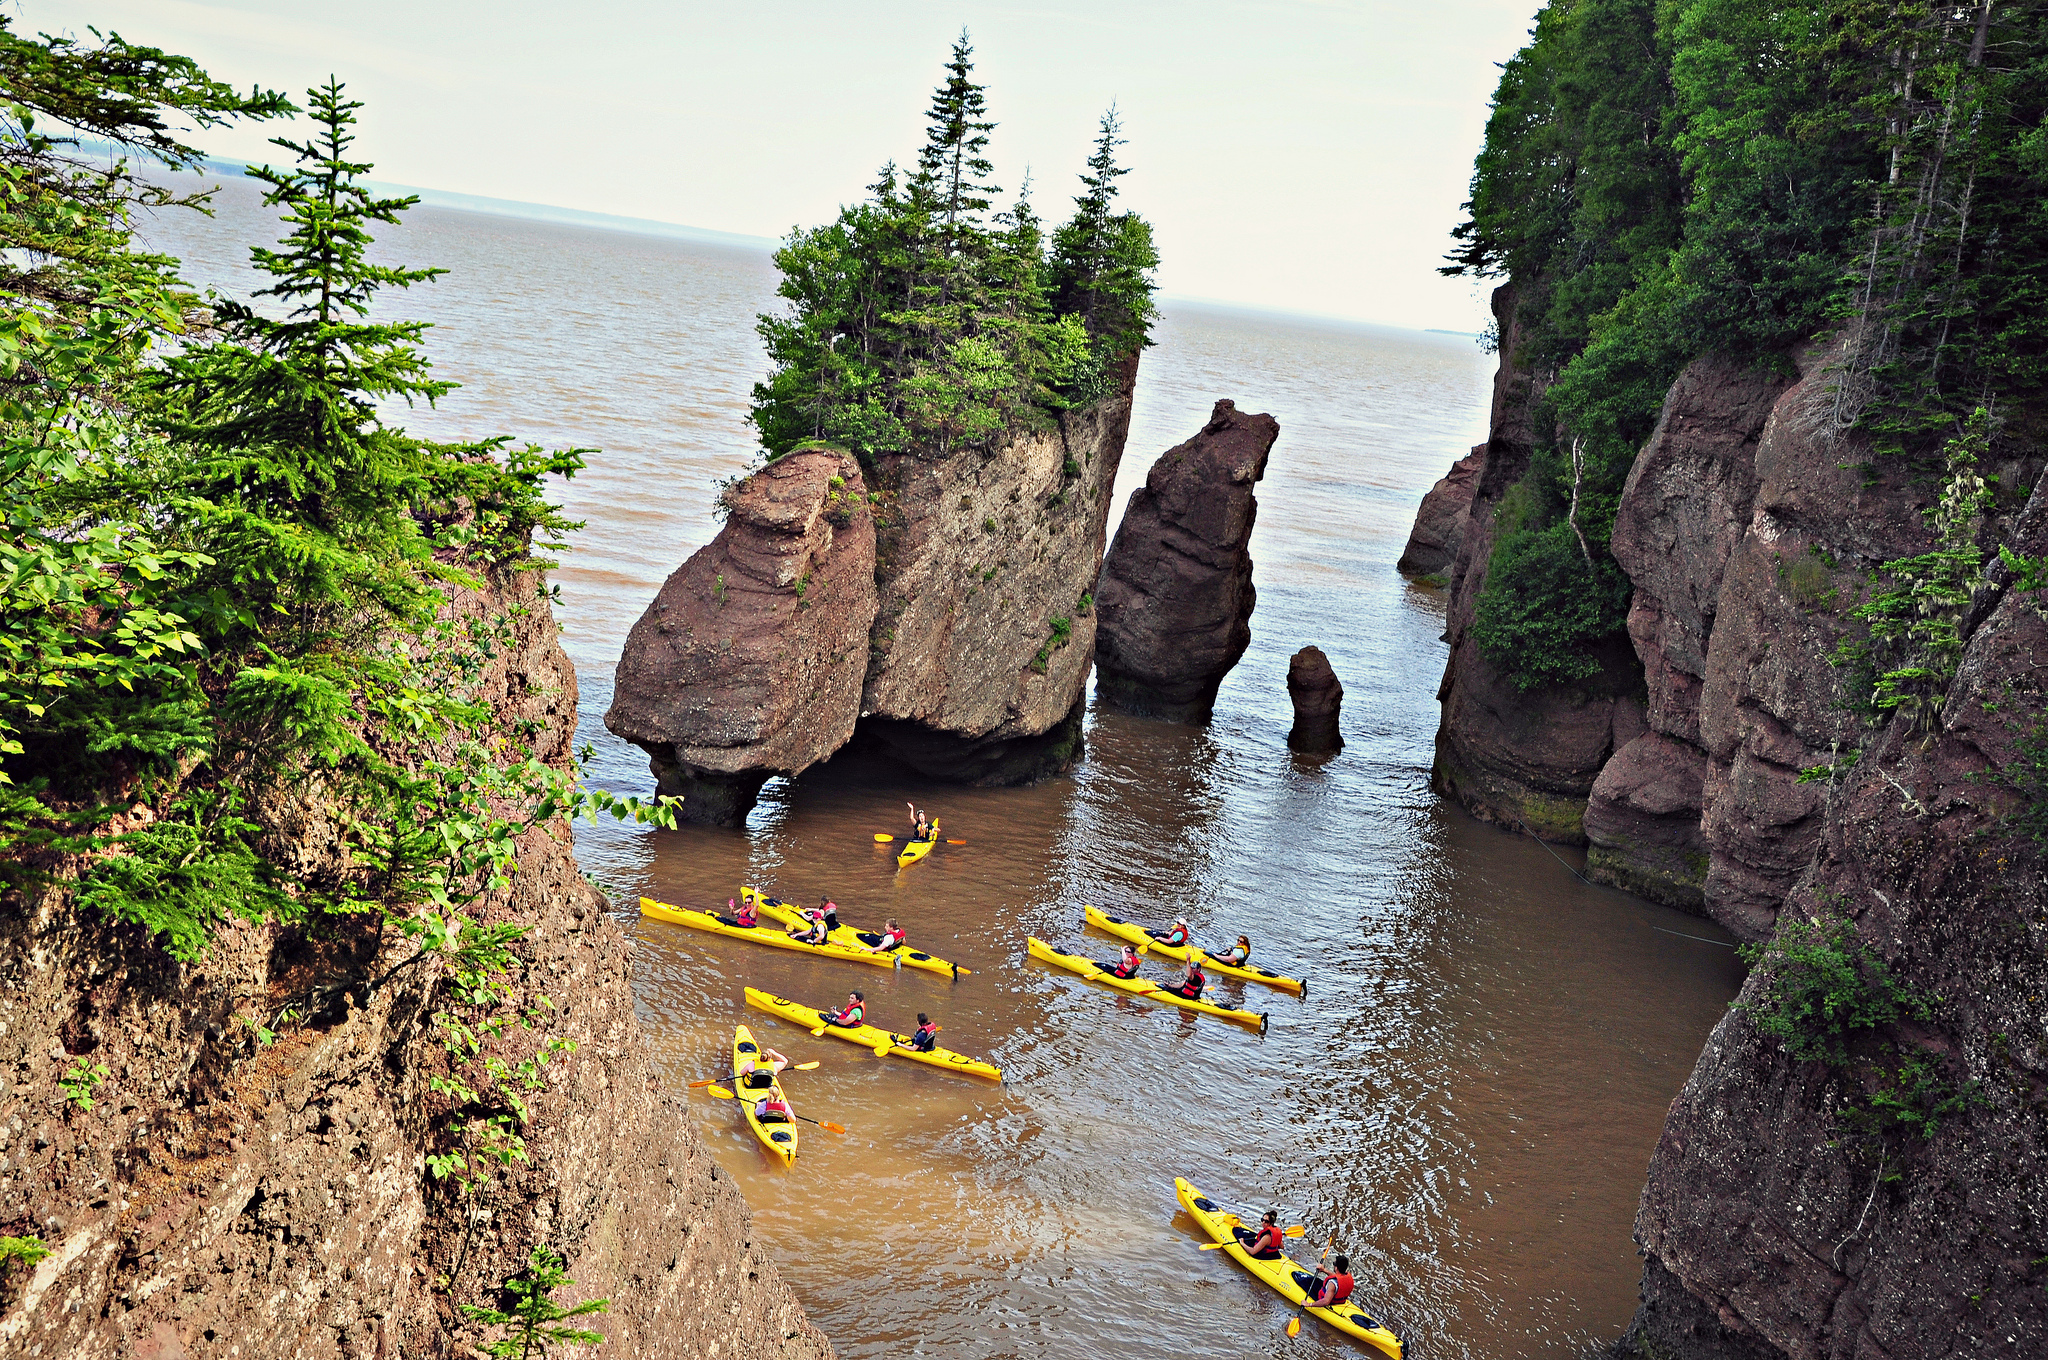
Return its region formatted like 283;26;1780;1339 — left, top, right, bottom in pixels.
735;902;758;927
1179;967;1206;998
1249;1223;1284;1255
1166;925;1189;946
832;1003;864;1026
880;927;906;948
1113;955;1140;978
1320;1272;1354;1305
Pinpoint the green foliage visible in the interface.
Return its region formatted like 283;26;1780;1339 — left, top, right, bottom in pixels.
0;1236;49;1273
1471;480;1633;690
1839;1048;1983;1142
1837;412;1992;728
460;1245;608;1359
1738;913;1928;1065
748;37;1156;468
58;1056;108;1110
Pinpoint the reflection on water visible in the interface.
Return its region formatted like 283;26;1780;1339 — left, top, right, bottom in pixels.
141;177;1742;1358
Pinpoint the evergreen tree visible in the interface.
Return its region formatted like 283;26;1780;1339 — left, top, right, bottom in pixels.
1048;106;1159;364
912;29;1000;251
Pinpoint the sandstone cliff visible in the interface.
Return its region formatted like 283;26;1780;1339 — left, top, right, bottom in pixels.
1094;398;1277;723
0;562;832;1359
606;448;876;825
1431;285;1646;843
1397;443;1484;577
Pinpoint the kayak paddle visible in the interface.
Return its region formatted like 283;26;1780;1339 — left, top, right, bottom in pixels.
1198;1224;1308;1249
703;1085;847;1133
1287;1234;1337;1338
688;1061;818;1088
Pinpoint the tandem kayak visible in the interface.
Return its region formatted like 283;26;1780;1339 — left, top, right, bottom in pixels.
1083;905;1306;996
741;886;968;978
733;1025;797;1167
896;836;938;868
640;897;898;969
744;987;1002;1081
1175;1176;1400;1357
1025;937;1268;1032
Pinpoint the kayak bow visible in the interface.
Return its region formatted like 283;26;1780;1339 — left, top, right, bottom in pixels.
896;836;938;868
744;987;1001;1081
741;886;968;977
1176;1176;1400;1357
1082;905;1306;996
1025;936;1267;1032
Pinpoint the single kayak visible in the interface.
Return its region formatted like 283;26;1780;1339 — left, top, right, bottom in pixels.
1176;1176;1400;1358
741;886;968;978
744;987;1002;1081
733;1025;797;1167
1083;905;1306;996
896;836;938;868
1025;937;1268;1032
640;897;897;970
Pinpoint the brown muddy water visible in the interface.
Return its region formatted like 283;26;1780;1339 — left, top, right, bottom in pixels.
143;174;1745;1358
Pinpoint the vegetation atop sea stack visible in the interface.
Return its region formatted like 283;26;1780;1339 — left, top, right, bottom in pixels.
1445;1;2048;692
749;31;1160;466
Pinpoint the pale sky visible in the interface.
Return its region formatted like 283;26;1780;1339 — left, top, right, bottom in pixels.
31;0;1539;330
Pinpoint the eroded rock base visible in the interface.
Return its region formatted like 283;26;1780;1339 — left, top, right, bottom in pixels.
852;694;1087;786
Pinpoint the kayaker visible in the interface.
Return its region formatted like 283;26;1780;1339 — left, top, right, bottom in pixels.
1147;916;1192;948
1235;1210;1287;1260
719;896;759;929
1102;943;1143;979
1174;956;1207;1000
1307;1255;1355;1308
736;1048;788;1091
823;991;866;1028
1210;934;1252;967
908;802;932;841
787;907;829;945
754;1091;793;1123
896;1013;939;1052
818;898;841;931
863;918;908;953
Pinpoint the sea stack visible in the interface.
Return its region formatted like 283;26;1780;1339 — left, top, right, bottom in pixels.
1397;443;1484;576
1285;646;1344;754
605;448;877;825
1093;399;1279;722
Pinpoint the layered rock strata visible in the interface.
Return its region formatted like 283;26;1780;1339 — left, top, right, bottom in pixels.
606;448;877;825
1286;646;1344;754
1397;443;1484;577
1430;285;1645;843
1;561;832;1359
1093;399;1278;722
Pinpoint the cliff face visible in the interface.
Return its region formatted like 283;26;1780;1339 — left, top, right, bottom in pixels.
0;563;831;1359
1093;398;1277;723
1414;311;2048;1357
606;448;877;825
1431;285;1646;843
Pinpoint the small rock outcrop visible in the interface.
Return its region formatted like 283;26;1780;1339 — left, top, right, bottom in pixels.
1285;646;1344;753
1093;399;1278;722
1397;443;1484;576
606;448;876;825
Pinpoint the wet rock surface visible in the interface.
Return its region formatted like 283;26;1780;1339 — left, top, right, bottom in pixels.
1397;443;1484;577
1093;398;1278;722
606;448;877;826
0;561;833;1360
1285;645;1344;754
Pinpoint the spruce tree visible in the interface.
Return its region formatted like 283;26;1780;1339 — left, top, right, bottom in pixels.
912;30;999;251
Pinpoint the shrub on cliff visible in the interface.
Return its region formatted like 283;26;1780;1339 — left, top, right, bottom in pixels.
748;33;1157;467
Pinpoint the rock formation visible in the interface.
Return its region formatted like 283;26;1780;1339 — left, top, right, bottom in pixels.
1397;443;1484;577
1410;294;2048;1357
0;560;833;1359
606;448;876;825
1285;646;1344;754
1430;286;1645;843
1093;399;1278;722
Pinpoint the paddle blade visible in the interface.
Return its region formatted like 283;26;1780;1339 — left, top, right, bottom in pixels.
821;1121;847;1133
794;1060;821;1071
945;838;966;845
873;1043;894;1056
1198;1241;1230;1250
810;1027;827;1037
1287;1317;1301;1339
873;832;895;842
1286;1225;1308;1238
706;1086;734;1100
687;1077;719;1089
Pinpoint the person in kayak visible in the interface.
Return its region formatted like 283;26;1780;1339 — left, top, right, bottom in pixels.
818;897;841;931
1305;1255;1354;1308
1147;916;1192;948
1235;1210;1286;1260
907;802;934;841
1210;934;1252;967
718;896;759;929
823;991;866;1028
1174;956;1207;1000
754;1091;793;1123
787;907;830;945
736;1048;789;1091
894;1013;939;1052
1100;943;1143;979
862;918;908;953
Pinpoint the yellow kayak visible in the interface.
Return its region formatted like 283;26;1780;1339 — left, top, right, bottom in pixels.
1025;937;1268;1032
733;1025;797;1167
741;887;968;978
1176;1177;1400;1357
640;897;896;970
1083;905;1306;996
896;835;938;868
745;988;1002;1081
